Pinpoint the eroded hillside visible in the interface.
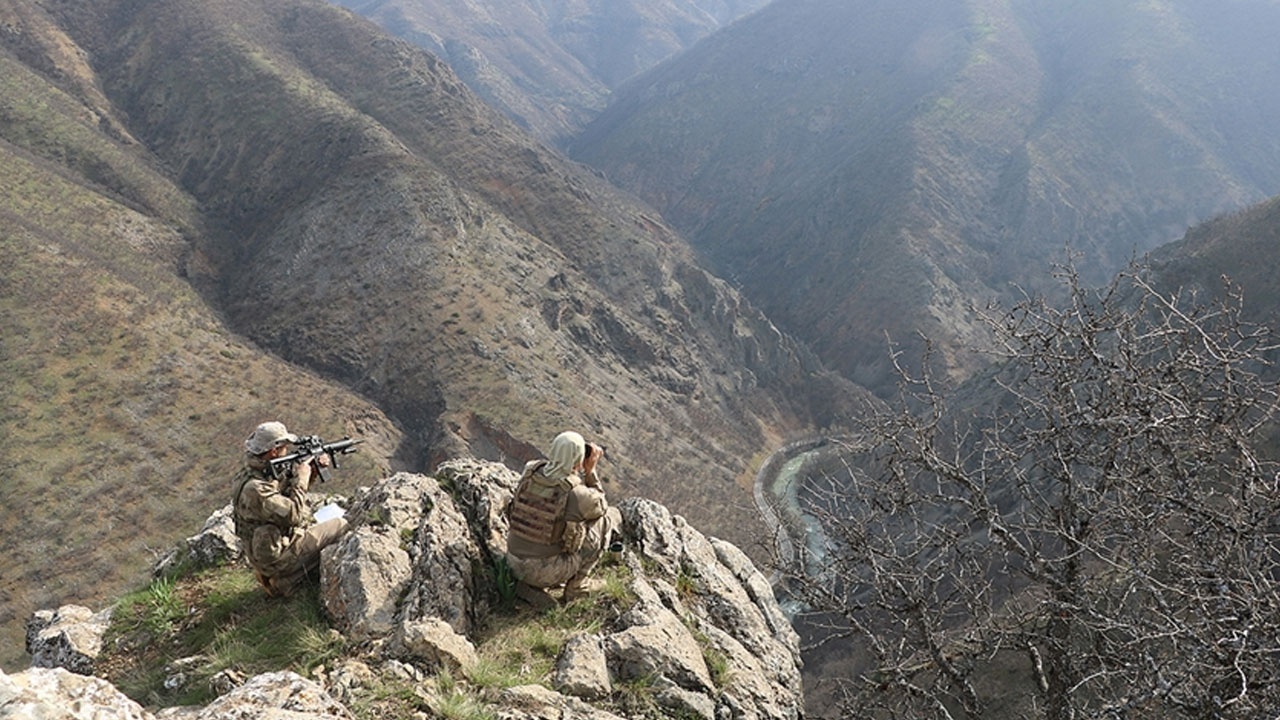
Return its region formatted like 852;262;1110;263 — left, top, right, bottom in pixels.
0;0;870;672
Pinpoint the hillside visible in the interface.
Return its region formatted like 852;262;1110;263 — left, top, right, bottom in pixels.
0;15;404;670
327;0;771;143
569;0;1280;395
0;0;870;672
1148;195;1280;328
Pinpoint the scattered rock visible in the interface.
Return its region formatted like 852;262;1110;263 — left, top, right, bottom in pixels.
396;618;479;673
24;459;806;719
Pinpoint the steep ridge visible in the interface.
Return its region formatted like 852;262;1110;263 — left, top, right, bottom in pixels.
0;0;872;671
325;0;771;143
569;0;1280;395
0;8;404;669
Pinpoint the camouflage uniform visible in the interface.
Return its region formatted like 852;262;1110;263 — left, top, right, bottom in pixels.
232;454;347;597
505;459;620;596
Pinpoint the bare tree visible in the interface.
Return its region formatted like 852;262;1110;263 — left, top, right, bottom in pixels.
783;263;1280;719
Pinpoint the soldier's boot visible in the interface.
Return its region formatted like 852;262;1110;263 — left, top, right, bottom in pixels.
561;577;606;604
254;569;280;598
515;581;557;611
271;570;306;598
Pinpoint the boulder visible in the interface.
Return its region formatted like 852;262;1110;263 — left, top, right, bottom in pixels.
496;684;628;720
395;618;479;673
552;633;611;701
25;605;112;676
155;671;352;720
0;666;153;719
320;524;412;642
152;505;240;577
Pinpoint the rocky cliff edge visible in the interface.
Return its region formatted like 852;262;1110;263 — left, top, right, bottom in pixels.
5;459;803;719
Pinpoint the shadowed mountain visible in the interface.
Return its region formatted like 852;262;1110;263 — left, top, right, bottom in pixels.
325;0;770;143
0;0;872;671
569;0;1280;395
1149;195;1280;328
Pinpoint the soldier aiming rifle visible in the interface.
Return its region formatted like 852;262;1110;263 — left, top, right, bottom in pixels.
268;435;365;482
232;421;364;597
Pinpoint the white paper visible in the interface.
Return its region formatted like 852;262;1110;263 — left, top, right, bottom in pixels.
314;503;346;523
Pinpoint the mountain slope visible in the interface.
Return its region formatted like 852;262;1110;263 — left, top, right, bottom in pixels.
325;0;771;142
0;19;404;668
0;0;870;671
1149;195;1280;327
569;0;1280;394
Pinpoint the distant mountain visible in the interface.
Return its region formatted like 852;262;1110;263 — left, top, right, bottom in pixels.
325;0;770;143
0;0;869;671
569;0;1280;395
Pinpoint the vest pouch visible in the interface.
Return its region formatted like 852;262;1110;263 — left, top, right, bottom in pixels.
251;523;288;566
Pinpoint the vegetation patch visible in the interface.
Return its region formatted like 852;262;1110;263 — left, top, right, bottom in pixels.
100;564;345;708
98;553;660;717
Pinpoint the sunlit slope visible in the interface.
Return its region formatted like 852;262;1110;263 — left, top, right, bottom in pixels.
0;0;873;675
0;49;401;670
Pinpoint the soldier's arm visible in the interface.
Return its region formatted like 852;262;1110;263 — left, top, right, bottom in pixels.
260;481;310;527
566;484;608;523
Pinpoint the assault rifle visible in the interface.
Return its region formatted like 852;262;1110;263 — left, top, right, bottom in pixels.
269;435;365;482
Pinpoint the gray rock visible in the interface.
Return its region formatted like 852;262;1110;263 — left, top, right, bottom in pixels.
208;668;246;697
0;666;154;719
616;496;804;717
320;524;412;642
395;618;479;673
396;475;485;635
434;458;519;555
316;660;373;707
604;578;713;693
653;675;716;720
552;633;611;701
189;671;352;719
496;684;628;720
26;605;112;676
153;505;241;577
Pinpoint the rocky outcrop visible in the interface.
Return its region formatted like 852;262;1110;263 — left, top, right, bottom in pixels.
1;666;152;720
23;458;804;718
0;667;348;720
25;605;112;677
151;506;242;578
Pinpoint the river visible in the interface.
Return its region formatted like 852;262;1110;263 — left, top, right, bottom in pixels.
751;436;850;593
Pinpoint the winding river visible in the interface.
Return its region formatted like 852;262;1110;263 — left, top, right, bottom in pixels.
752;436;842;585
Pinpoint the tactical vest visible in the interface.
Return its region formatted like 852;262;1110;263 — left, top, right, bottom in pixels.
232;468;269;547
508;462;572;546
